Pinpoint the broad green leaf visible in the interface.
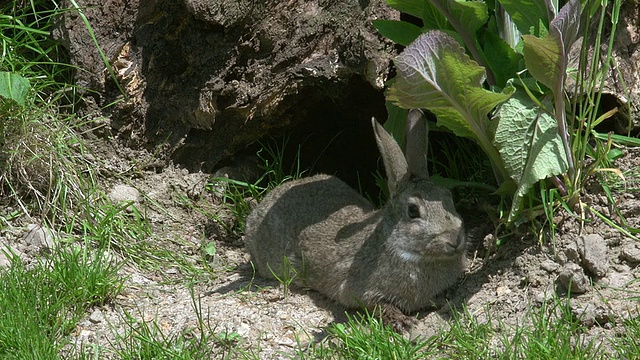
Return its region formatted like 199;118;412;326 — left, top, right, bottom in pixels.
523;0;581;92
0;72;30;106
383;101;408;148
204;242;216;256
387;30;512;182
422;1;449;30
522;33;561;90
428;0;489;42
372;20;422;46
496;0;549;36
447;0;488;36
494;92;568;221
551;0;581;48
385;0;424;18
482;30;522;88
427;0;491;83
606;148;623;162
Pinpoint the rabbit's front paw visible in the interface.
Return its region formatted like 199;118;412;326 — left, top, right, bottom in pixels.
377;304;416;333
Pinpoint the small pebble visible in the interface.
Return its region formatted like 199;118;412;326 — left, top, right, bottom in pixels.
557;263;590;294
89;309;104;324
581;234;608;277
540;260;559;273
108;184;140;204
570;301;596;327
620;242;640;264
496;286;511;296
23;224;55;251
236;322;251;337
564;240;581;263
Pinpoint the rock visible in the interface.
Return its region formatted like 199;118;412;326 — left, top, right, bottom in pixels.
554;250;568;265
570;299;611;327
0;251;9;268
563;239;581;263
108;184;140;204
89;309;104;324
540;260;560;273
557;263;590;294
496;286;512;297
580;234;609;277
0;245;20;268
23;224;55;252
235;322;251;338
570;301;597;327
533;291;552;305
603;264;635;288
620;241;640;264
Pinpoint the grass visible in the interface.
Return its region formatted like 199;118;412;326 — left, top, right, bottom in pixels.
612;315;640;357
0;1;221;357
99;286;258;360
298;290;640;360
0;1;75;97
300;311;435;359
205;137;305;235
0;245;122;358
1;0;95;228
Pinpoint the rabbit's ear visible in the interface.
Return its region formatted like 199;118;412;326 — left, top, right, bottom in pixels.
372;117;408;194
405;109;429;179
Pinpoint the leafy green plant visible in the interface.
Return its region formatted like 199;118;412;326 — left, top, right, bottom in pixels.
0;71;30;105
376;0;627;224
0;1;76;99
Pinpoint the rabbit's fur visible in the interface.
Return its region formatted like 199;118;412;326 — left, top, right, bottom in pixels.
244;109;466;329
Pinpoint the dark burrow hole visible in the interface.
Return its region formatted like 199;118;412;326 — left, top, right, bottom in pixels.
224;81;498;205
238;77;388;201
213;76;498;206
591;93;637;136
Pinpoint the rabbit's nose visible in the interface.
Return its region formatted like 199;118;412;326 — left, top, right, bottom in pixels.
453;231;466;250
442;231;465;255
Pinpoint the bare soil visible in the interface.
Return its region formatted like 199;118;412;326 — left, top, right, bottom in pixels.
3;135;640;359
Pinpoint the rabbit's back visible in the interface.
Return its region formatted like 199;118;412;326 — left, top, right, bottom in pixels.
244;174;375;280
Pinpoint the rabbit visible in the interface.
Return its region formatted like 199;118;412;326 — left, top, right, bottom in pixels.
244;109;467;330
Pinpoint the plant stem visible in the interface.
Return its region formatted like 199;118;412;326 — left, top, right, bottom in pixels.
554;83;575;186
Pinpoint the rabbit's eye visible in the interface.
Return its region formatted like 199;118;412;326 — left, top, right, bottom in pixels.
407;203;420;219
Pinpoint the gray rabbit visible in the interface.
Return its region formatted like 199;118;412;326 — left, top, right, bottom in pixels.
244;109;467;330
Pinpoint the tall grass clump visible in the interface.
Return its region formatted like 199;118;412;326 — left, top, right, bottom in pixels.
0;1;96;227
